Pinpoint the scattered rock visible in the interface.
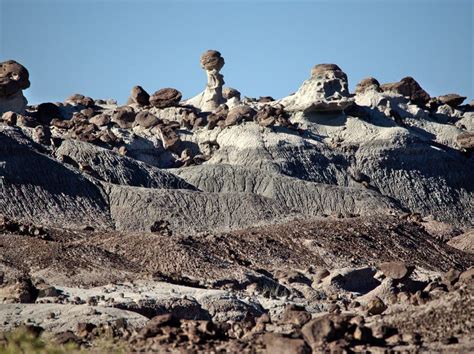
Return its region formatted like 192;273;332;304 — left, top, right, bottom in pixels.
135;111;161;129
280;305;311;327
301;314;340;347
1;111;18;126
378;262;414;280
459;267;474;283
263;333;311;354
111;106;136;129
225;105;256;126
223;87;241;100
54;331;82;345
138;314;176;338
437;94;466;108
36;102;62;125
380;76;430;106
456;131;474;151
89;113;111;127
149;88;182;109
443;268;461;286
258;96;274;103
128;85;150;106
366;297;387;315
65;94;95;107
154;124;180;149
0;276;38;303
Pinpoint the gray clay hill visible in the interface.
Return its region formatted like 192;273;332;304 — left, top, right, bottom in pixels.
0;52;473;353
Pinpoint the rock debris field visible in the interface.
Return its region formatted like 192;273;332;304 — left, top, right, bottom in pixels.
0;51;473;352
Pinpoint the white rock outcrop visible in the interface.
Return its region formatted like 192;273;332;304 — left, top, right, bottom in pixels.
280;63;353;112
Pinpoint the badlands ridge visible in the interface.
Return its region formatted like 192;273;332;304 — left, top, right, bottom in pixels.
0;51;473;352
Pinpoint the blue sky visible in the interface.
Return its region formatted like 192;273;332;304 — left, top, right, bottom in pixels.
1;0;472;105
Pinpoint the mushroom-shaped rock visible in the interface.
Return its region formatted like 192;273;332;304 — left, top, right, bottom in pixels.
380;77;430;106
200;50;225;71
437;94;466;108
355;77;381;95
149;88;182;109
184;50;226;112
127;85;150;106
310;64;346;80
0;60;30;114
111;106;136;129
135;110;161;129
280;63;353;112
224;105;256;127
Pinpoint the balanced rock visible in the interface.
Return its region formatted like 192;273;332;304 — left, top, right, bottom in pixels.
185;50;226;112
149;88;182;109
128;85;150;106
0;60;30;114
355;77;381;94
437;94;466;108
200;50;225;71
380;76;430;106
281;63;353;112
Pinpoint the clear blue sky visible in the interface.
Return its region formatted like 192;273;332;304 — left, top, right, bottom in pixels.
1;0;472;105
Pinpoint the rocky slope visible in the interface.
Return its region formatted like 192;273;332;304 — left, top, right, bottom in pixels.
0;52;473;352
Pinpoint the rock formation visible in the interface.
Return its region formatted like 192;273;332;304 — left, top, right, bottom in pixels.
280;63;353;112
1;52;473;353
380;76;430;106
355;77;382;94
436;93;466;108
149;88;182;109
127;85;150;106
185;50;226;112
0;60;30;114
